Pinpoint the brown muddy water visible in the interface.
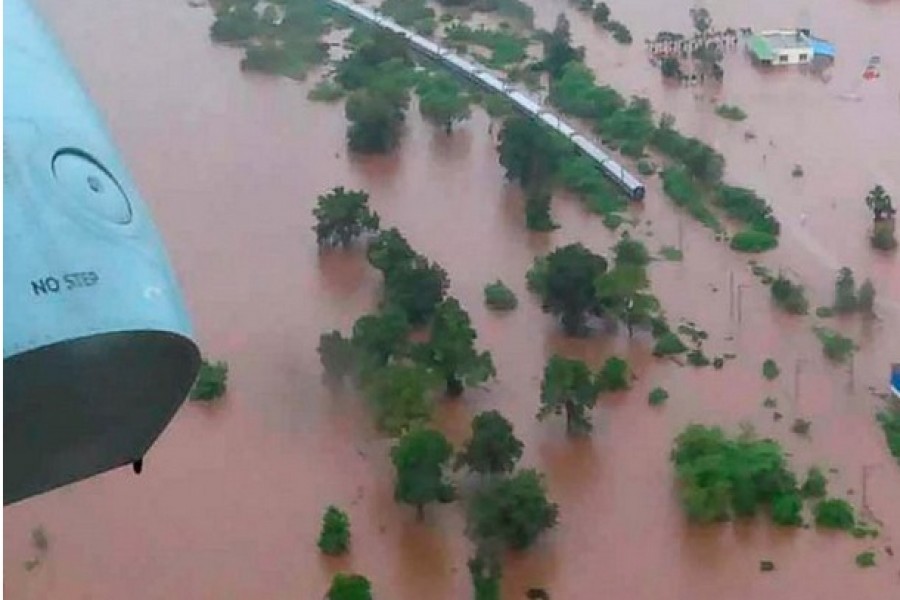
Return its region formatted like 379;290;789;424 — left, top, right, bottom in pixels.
5;0;900;598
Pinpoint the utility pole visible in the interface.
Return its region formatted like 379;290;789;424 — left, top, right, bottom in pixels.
737;283;748;324
728;270;735;321
793;357;807;413
677;217;684;253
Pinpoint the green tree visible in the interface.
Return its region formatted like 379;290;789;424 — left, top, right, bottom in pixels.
345;89;406;153
191;359;228;401
497;116;568;189
318;506;351;556
351;309;411;373
391;428;455;519
771;492;803;526
549;62;623;120
538;355;600;434
364;364;435;435
771;276;809;315
814;498;856;530
416;72;471;133
591;2;610;24
484;280;518;311
871;219;897;251
857;279;876;315
415;299;495;396
833;267;858;314
530;243;608;335
456;411;523;475
813;327;856;363
313;187;380;248
327;573;372;600
383;257;450;325
540;13;584;79
367;228;416;272
524;188;559;232
318;331;356;382
468;553;502;600
612;233;650;268
596;356;629;391
468;469;559;550
210;5;259;43
865;185;895;221
660;56;681;79
800;467;828;498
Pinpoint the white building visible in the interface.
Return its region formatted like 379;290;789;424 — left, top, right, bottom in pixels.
747;30;814;65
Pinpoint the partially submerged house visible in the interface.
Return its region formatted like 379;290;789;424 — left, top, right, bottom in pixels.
747;30;815;65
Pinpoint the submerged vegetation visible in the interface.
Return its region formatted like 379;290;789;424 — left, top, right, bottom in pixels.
484;280;518;311
715;104;747;121
191;359;229;401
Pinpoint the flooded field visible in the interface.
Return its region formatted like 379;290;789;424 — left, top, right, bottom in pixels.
5;0;900;598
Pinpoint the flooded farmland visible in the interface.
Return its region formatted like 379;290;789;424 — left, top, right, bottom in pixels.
5;0;900;598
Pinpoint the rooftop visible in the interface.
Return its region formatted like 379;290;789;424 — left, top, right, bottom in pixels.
748;30;813;60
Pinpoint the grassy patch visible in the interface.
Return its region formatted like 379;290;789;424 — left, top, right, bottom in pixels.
715;104;747;121
658;245;683;261
855;551;876;568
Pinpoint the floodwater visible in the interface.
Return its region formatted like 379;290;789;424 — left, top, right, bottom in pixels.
5;0;900;598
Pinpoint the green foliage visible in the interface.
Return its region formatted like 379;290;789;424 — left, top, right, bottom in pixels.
351;309;411;373
364;364;435;435
813;327;856;363
468;555;502;600
648;387;669;406
651;119;725;184
612;233;651;268
770;492;804;526
871;219;897;250
497;116;569;189
660;56;681;79
481;93;515;118
540;13;585;79
730;230;778;253
468;469;559;550
318;506;351;556
592;2;610;24
715;104;747;121
833;267;858;314
538;355;600;434
877;409;900;464
524;188;559;231
686;349;711;367
800;467;828;498
815;306;835;318
367;227;416;272
857;279;876;315
415;298;496;396
661;167;720;231
658;245;683;261
318;331;356;381
865;185;895;221
653;332;687;356
381;0;436;35
309;79;346;103
313;187;380;248
603;20;632;45
598;97;654;150
191;360;228;400
596;356;630;391
345;88;405;153
210;5;259;43
391;428;455;518
416;71;471;132
444;24;528;68
762;359;780;381
530;243;608;335
327;573;372;600
549;62;624;120
380;255;449;326
856;551;876;568
456;411;524;474
814;498;856;530
671;424;802;524
556;155;627;217
484;280;518;311
637;159;656;175
770;276;809;315
714;186;779;236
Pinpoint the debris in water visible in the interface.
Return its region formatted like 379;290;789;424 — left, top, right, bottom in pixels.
760;560;775;572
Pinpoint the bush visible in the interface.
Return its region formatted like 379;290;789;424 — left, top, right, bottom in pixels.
771;492;803;526
715;104;747;121
813;327;856;363
597;356;629;391
660;56;681;79
603;20;632;44
714;186;779;235
855;551;876;568
637;159;656;175
800;467;827;498
318;506;351;556
871;220;897;251
661;167;721;231
191;360;228;400
832;267;858;314
686;349;710;367
877;409;900;463
592;2;610;23
327;573;372;600
653;332;687;356
309;80;346;103
648;387;669;406
770;276;809;315
730;230;778;253
658;245;683;261
815;306;835;318
484;280;518;310
814;498;855;530
762;359;780;380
